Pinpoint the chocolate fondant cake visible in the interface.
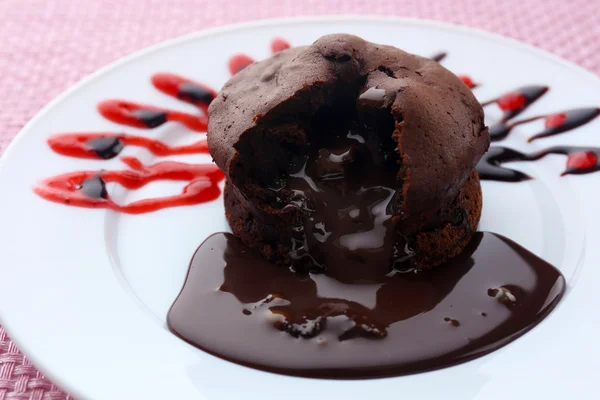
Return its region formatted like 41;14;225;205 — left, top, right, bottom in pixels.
208;34;489;278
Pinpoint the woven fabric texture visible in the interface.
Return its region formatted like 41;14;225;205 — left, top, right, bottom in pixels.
0;0;598;398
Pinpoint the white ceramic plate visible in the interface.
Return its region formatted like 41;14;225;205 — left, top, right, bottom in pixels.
1;16;600;400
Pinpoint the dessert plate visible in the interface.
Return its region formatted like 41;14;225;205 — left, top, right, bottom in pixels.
0;16;599;400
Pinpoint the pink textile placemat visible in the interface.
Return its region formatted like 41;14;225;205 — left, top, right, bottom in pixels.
0;0;598;398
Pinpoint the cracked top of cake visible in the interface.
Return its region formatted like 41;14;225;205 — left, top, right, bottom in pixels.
208;33;489;218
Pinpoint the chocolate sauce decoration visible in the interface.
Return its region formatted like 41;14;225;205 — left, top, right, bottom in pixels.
37;39;291;213
131;109;168;128
527;108;600;142
97;99;207;132
34;157;224;213
430;51;447;62
85;136;124;159
482;86;548;141
482;85;549;120
475;82;598;178
167;232;565;379
79;174;108;199
152;73;217;109
178;83;215;105
477;145;600;181
488;107;600;142
47;132;209;160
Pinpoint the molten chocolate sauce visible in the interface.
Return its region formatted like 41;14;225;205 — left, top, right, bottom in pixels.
279;105;408;282
167;231;565;378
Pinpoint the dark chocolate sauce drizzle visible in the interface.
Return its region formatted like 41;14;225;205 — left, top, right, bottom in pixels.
79;173;108;199
47;132;209;160
528;108;600;142
481;85;548;141
178;82;216;105
475;83;599;179
477;145;600;181
168;232;565;379
131;109;168;128
97;99;207;132
476;86;600;180
430;51;447;62
85;136;124;159
482;85;549;122
151;73;217;110
488;107;600;142
34;157;224;213
36;40;289;212
38;71;220;211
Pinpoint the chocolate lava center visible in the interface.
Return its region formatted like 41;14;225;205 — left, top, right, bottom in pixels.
270;87;409;282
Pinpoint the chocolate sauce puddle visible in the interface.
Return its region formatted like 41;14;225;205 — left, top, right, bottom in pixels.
168;232;565;379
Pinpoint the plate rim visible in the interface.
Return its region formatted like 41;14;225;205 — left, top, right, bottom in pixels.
1;15;599;399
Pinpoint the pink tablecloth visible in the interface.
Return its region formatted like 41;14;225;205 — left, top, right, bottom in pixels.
0;0;598;398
